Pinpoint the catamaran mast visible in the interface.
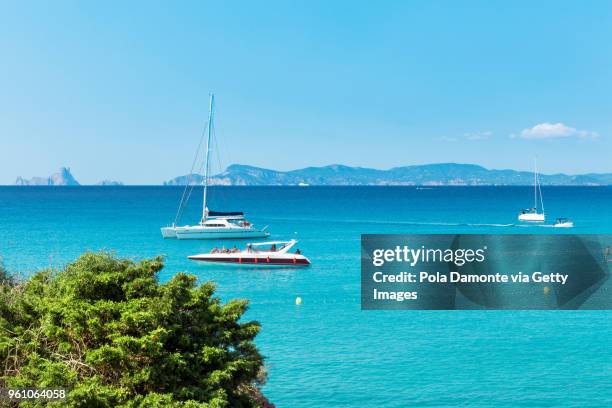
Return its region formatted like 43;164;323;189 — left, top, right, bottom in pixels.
202;94;214;222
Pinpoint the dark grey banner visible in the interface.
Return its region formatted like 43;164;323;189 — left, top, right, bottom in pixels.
361;234;612;310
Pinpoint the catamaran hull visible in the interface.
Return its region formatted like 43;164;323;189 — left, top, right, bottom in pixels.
162;224;269;239
175;229;270;240
518;213;545;222
161;227;178;238
188;255;310;266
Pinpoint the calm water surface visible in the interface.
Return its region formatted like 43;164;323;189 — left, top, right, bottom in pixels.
0;186;611;407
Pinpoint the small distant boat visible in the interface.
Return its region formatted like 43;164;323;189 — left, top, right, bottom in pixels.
518;158;545;222
161;94;270;240
553;218;574;228
188;239;311;266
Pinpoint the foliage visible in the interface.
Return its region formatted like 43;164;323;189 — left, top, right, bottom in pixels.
0;259;12;286
0;252;273;407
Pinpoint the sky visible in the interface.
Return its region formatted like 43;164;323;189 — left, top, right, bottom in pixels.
1;0;611;184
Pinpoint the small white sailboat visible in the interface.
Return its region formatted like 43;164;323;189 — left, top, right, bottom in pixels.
161;94;270;240
518;158;545;222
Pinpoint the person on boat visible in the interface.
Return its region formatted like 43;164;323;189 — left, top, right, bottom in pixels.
211;247;219;254
221;246;227;253
271;244;277;252
232;245;238;253
295;248;301;255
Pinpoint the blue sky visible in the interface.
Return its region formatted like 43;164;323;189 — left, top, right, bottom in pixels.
1;1;611;184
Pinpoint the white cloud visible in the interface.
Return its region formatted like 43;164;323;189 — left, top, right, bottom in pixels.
515;123;598;140
464;131;492;140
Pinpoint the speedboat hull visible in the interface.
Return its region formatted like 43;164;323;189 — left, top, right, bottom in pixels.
518;213;545;222
188;239;310;266
188;254;310;266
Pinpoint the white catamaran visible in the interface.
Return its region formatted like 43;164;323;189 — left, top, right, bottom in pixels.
518;158;545;222
161;94;270;240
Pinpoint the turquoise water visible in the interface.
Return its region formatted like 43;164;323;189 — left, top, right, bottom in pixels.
1;186;611;407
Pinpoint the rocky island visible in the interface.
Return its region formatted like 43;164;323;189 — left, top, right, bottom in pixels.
15;167;80;186
13;168;123;186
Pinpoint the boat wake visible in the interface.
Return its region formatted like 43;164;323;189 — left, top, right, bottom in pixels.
515;223;561;228
265;217;517;228
266;217;573;229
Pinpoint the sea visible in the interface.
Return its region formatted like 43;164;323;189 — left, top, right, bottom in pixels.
0;186;611;407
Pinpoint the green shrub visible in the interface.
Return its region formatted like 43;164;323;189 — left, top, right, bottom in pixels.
0;253;272;407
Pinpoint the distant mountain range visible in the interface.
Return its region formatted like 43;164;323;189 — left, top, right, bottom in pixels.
10;164;612;186
164;163;612;186
13;168;122;186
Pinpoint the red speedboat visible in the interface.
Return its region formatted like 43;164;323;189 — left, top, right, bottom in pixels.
188;240;311;267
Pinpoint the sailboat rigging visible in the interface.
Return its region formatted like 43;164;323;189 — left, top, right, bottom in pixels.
161;94;270;239
518;158;545;222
